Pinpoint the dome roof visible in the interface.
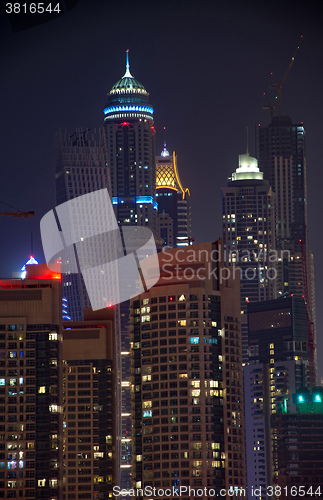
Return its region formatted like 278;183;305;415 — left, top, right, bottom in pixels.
109;50;148;95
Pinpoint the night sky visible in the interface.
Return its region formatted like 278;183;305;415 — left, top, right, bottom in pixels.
1;0;323;375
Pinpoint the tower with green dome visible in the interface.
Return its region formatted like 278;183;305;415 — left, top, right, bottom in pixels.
104;50;157;232
103;50;157;489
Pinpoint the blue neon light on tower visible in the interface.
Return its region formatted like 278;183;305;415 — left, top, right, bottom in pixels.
103;49;157;233
103;50;158;490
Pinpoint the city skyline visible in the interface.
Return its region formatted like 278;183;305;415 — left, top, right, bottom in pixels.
1;0;323;376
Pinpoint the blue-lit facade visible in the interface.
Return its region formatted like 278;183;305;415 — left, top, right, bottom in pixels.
103;51;158;489
104;50;157;233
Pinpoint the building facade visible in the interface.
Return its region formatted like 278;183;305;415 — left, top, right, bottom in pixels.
257;116;307;253
221;152;275;362
272;388;323;499
156;147;191;248
55;127;110;322
130;242;246;497
104;50;157;233
244;296;309;499
62;308;116;500
257;116;316;363
103;50;159;488
0;264;63;500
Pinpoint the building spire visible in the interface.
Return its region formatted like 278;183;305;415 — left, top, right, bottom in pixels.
161;126;170;156
123;49;133;78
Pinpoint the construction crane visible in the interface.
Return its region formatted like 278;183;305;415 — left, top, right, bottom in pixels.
299;238;316;388
0;200;35;218
269;35;304;116
262;92;275;120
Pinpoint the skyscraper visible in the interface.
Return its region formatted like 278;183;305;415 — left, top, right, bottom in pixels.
272;388;323;498
221;152;275;362
55;127;110;321
156;146;191;248
130;241;246;496
244;296;309;499
257;115;316;380
257;116;307;253
104;49;157;233
0;264;63;500
103;50;158;488
62;308;116;500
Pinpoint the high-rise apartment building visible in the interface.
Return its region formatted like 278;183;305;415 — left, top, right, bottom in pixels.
257;115;316;309
130;241;246;497
104;50;157;233
272;388;323;499
257;116;307;253
0;264;63;500
244;296;309;499
62;308;116;500
221;152;275;362
156;146;191;248
257;115;316;381
55;127;110;321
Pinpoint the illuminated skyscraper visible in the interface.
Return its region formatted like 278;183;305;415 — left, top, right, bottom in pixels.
272;388;323;497
257;116;307;253
221;152;275;361
62;308;116;500
103;50;158;488
0;264;63;500
257;115;316;379
131;242;246;495
156;146;191;248
244;296;309;499
104;49;157;233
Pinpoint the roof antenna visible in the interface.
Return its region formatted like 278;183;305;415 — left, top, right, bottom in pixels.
123;49;133;78
31;231;33;256
161;127;170;157
246;126;249;155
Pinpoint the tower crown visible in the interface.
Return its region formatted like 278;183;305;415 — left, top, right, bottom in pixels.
109;49;148;95
231;153;263;181
104;50;153;121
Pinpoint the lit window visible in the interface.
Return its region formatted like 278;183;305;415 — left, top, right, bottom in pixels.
38;387;46;394
142;401;152;409
49;333;58;341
